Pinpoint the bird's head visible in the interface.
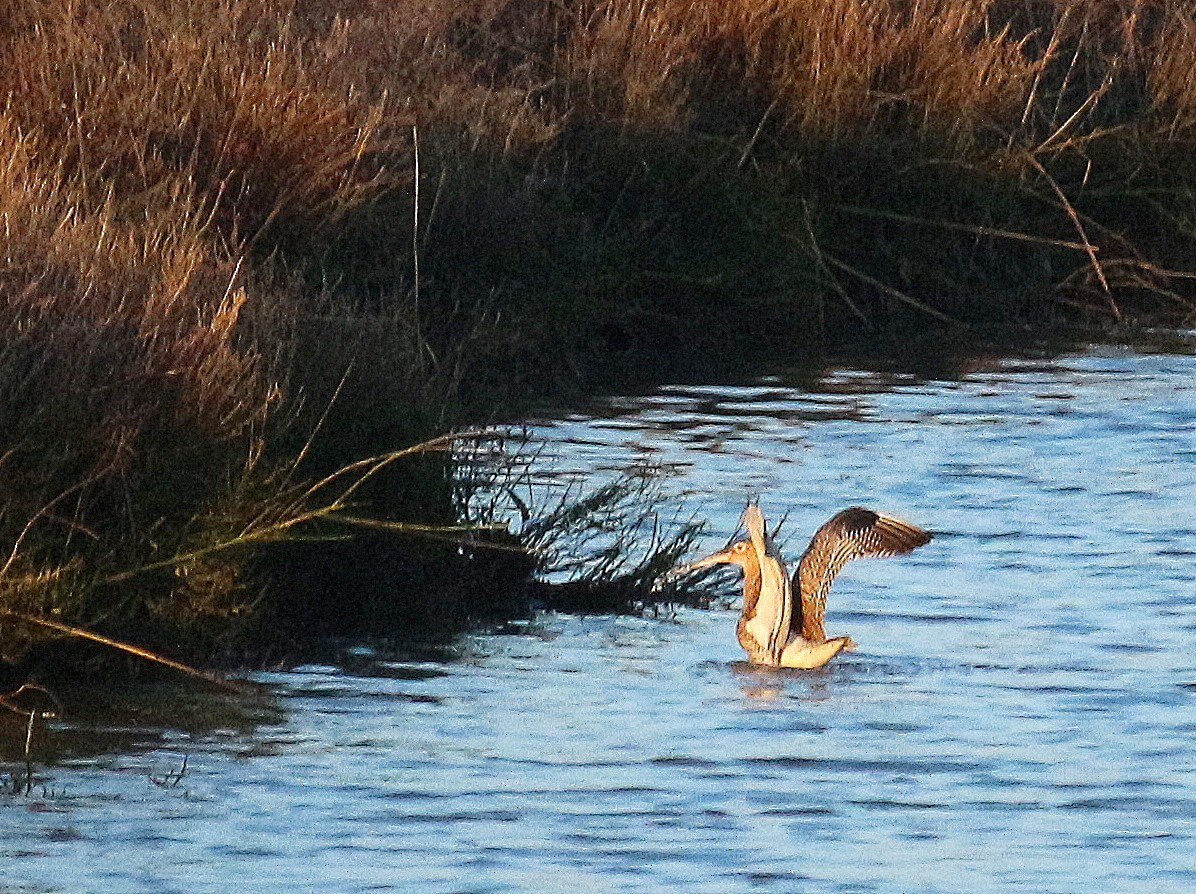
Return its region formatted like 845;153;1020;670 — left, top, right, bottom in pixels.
673;538;755;575
673;503;775;578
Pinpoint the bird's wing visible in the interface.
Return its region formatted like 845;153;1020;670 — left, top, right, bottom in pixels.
743;504;792;662
793;507;931;642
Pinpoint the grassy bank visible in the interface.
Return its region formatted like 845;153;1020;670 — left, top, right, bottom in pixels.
2;0;1195;679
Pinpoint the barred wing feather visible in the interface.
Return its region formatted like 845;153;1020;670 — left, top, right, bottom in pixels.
793;508;931;643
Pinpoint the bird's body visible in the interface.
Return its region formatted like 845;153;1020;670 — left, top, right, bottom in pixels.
677;504;931;669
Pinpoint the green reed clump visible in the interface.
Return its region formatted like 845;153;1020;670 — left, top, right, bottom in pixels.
510;467;714;614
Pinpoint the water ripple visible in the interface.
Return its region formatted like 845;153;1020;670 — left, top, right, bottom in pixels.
8;347;1196;894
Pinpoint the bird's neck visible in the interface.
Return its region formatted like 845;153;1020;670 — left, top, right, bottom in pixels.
741;557;761;620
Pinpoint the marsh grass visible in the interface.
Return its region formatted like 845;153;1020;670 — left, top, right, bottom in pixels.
510;466;714;613
2;0;1196;677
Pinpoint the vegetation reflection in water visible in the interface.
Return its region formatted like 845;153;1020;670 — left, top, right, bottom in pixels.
5;347;1196;894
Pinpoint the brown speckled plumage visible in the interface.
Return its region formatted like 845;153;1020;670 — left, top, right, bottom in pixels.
793;507;933;642
676;503;932;669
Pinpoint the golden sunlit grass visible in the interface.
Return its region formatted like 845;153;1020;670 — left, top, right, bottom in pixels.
2;0;1196;675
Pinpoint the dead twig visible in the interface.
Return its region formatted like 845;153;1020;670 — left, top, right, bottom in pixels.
1;613;247;692
0;682;62;720
1;683;62;796
796;202;871;330
817;251;965;327
833;204;1092;252
1022;151;1119;321
105;430;497;585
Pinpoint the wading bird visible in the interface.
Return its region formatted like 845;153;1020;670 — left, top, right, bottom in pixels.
676;504;931;669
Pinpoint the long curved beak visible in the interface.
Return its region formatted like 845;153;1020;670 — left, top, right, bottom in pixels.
672;546;737;577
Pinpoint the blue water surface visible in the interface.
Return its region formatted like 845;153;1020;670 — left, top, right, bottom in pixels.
4;346;1196;893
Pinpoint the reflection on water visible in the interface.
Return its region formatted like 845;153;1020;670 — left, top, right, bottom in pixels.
6;347;1196;894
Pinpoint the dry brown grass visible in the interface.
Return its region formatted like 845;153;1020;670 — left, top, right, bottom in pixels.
1;1;398;247
1148;9;1196;136
553;0;1196;147
550;0;1031;143
701;0;1039;144
0;113;266;656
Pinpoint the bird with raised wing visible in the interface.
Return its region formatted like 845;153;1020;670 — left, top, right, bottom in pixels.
676;504;931;668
